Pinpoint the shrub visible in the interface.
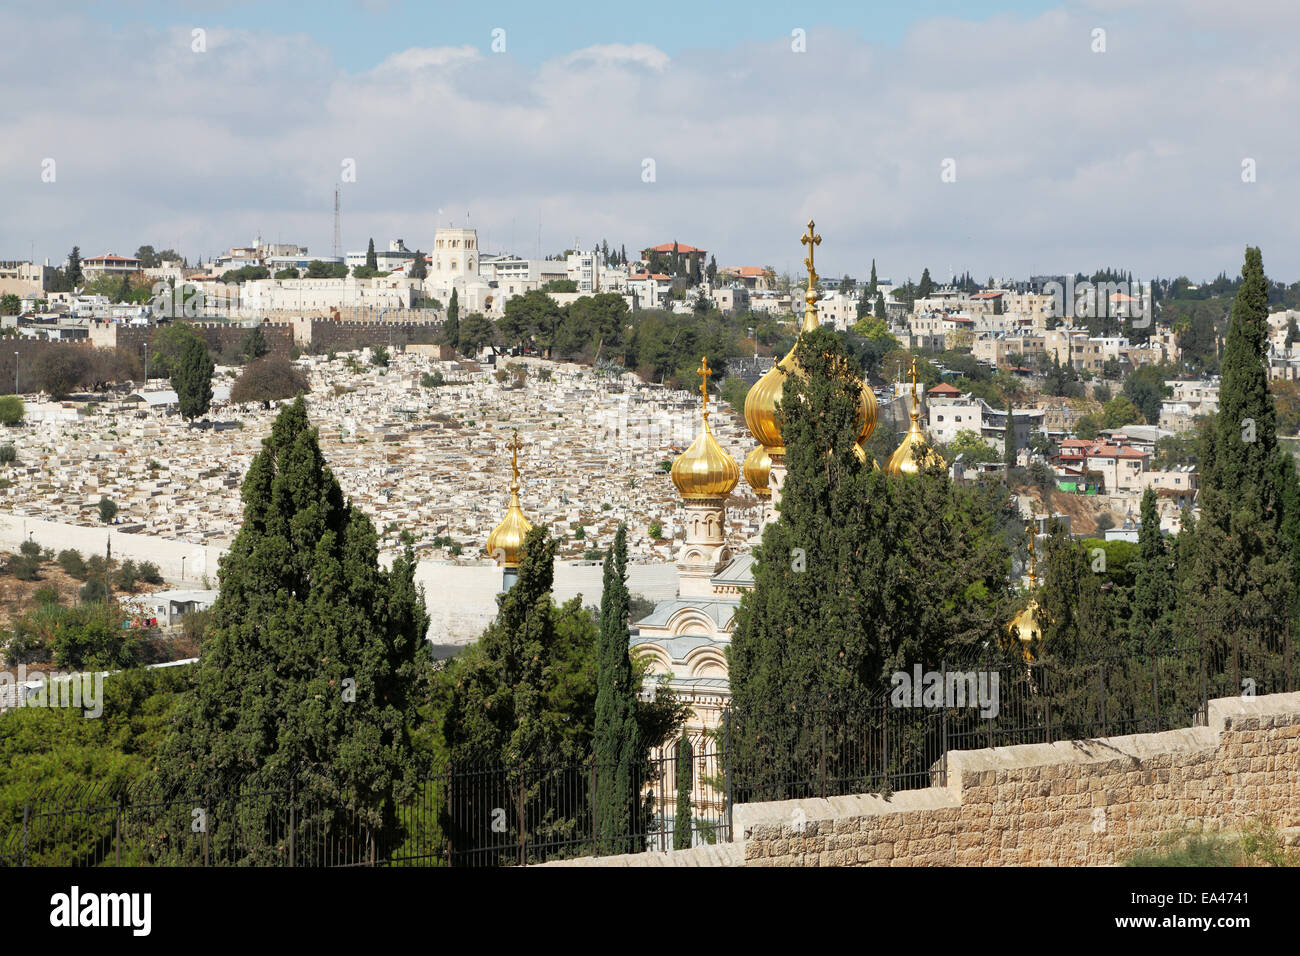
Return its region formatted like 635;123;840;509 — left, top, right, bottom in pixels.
115;559;138;591
80;578;108;603
0;444;15;464
56;549;88;579
648;521;663;539
0;394;24;425
138;561;163;585
33;584;61;606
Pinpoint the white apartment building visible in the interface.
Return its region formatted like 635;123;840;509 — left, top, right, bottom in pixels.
240;276;415;315
927;389;1044;455
1159;379;1220;431
346;239;421;272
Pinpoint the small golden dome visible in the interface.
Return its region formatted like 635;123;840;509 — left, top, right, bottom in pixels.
884;359;944;477
743;220;877;454
1007;525;1043;661
486;429;533;568
672;357;740;499
743;444;771;497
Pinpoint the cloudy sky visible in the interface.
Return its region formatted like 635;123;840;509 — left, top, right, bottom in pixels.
2;0;1298;284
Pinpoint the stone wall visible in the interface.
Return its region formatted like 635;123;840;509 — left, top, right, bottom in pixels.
736;692;1300;866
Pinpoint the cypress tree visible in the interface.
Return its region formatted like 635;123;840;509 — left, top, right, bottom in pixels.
444;288;460;349
874;292;886;321
1211;247;1276;505
673;733;693;851
593;524;639;854
1130;487;1172;652
409;250;427;280
365;237;378;271
172;335;214;422
443;526;562;768
157;399;430;860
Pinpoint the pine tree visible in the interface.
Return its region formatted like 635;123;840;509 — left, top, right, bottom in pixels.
918;268;933;299
157;399;430;862
867;259;877;299
593;524;639;854
172;335;214;422
673;733;693;850
874;292;886;321
67;247;82;288
365;238;378;271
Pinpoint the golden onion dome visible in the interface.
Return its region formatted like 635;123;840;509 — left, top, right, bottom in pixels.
744;220;877;454
884;359;944;477
1007;527;1042;660
485;429;533;568
743;444;771;497
672;357;740;499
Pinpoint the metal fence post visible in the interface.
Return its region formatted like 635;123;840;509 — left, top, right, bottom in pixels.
940;660;948;786
517;760;526;867
115;794;122;867
289;776;296;868
724;708;733;843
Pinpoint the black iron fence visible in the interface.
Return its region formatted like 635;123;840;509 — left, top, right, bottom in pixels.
6;637;1296;867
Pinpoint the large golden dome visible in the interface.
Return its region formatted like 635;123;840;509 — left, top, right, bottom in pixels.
672;357;740;499
485;429;533;568
884;359;944;476
743;220;877;455
743;444;771;497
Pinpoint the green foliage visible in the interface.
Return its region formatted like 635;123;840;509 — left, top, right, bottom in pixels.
720;376;750;415
421;370;446;388
0;395;23;425
1101;394;1143;429
97;496;117;524
674;733;693;850
5;599;144;669
171;334;214;422
231;355;309;408
371;345;390;368
945;429;999;464
155;398;432;860
1122;363;1173;423
56;549;87;579
593;525;640;854
647;521;662;539
304;260;349;279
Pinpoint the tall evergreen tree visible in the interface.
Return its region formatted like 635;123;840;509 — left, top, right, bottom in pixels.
673;732;693;850
873;292;886;321
409;250;427;279
444;288;460;350
593;524;639;854
365;238;378;271
157;399;430;862
1004;399;1017;478
172;335;214;422
1211;247;1276;504
67;247;82;288
1130;487;1173;652
867;259;878;300
918;267;933;299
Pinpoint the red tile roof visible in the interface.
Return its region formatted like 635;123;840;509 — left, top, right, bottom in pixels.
927;382;962;396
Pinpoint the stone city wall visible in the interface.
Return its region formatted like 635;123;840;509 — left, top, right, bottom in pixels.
737;692;1300;866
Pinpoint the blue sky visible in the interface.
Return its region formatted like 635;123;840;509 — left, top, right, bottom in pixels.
85;0;1068;72
3;0;1297;282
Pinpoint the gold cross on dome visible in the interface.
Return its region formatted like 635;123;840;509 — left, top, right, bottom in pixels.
506;428;523;488
800;219;821;281
697;356;713;417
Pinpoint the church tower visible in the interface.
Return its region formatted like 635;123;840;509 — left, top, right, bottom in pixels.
670;357;739;597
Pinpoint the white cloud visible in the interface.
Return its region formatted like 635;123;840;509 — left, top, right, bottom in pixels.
2;3;1298;281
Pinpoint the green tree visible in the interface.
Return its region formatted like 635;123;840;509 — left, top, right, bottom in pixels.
365;238;378;271
409;251;427;280
171;334;214;422
1131;488;1173;651
231;355;309;408
97;496;117;524
1101;394;1144;429
156;399;430;861
593;524;639;854
674;733;693;850
443;288;460;349
0;395;23;425
873;291;886;321
918;268;933;300
0;294;20;316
